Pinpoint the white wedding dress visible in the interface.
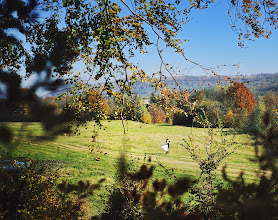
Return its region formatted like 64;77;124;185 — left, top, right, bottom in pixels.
161;143;169;152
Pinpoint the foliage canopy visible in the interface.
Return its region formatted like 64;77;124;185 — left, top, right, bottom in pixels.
1;0;278;95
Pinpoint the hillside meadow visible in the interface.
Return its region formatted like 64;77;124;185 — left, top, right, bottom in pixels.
1;120;262;214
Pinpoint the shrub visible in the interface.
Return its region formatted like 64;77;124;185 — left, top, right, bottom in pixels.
180;119;240;218
200;99;223;126
242;105;264;135
263;92;278;110
140;111;152;124
0;158;86;219
147;104;166;123
99;155;196;220
172;108;196;126
224;110;235;127
212;110;278;220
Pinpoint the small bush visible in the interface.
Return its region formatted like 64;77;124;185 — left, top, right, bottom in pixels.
147;104;166;124
0;158;86;219
140;111;152;124
172;109;196;126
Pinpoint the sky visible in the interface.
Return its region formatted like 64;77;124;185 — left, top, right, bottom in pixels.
131;1;278;77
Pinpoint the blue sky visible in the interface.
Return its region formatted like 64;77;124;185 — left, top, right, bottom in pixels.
131;1;278;77
185;2;278;76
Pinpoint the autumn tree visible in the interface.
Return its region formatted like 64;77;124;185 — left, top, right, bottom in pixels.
124;95;151;123
147;104;166;123
226;82;255;114
263;92;278;111
223;82;255;128
66;88;109;123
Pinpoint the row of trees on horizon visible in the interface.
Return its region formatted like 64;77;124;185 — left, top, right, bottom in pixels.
2;82;278;132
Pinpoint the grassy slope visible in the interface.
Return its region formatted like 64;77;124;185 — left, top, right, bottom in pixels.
0;120;261;214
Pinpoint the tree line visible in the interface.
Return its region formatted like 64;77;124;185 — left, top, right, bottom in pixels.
3;81;277;132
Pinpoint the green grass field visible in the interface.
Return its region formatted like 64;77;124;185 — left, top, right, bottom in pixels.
0;120;262;214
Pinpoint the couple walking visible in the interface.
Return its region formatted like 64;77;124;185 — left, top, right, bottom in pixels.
161;138;170;154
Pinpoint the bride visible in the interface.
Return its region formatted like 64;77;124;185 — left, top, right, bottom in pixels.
161;139;170;154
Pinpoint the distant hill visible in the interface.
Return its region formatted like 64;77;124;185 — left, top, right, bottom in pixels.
132;72;278;96
40;72;278;98
132;75;226;96
242;73;278;95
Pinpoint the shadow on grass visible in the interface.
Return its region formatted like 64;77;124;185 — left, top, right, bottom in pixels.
148;153;169;156
222;129;246;135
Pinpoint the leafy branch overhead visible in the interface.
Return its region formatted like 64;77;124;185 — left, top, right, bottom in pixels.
2;0;278;95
